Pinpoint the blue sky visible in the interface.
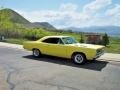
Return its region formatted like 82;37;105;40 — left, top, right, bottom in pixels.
0;0;120;28
1;0;92;11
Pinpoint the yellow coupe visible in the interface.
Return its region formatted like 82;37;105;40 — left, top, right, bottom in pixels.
23;36;105;64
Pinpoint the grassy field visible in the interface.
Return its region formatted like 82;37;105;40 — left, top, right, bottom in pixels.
2;38;28;45
105;37;120;54
1;36;120;54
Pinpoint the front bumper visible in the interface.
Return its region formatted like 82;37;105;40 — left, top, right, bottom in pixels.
94;49;105;59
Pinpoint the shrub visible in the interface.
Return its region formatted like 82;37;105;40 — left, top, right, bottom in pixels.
102;33;109;46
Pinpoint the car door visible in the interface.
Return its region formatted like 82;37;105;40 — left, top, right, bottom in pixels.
49;43;67;58
39;38;54;55
41;38;67;58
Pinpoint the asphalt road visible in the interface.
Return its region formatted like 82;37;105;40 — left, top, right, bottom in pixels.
0;45;120;90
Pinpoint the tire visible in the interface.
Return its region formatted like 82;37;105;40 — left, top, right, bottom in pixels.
72;53;86;64
32;49;41;57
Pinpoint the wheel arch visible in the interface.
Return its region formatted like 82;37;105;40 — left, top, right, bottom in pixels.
32;48;40;50
32;48;38;51
32;48;41;53
71;52;87;59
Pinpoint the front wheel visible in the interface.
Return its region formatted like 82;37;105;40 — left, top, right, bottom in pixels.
32;49;41;57
72;53;86;64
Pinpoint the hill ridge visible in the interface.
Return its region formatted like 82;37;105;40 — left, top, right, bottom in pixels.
0;8;56;30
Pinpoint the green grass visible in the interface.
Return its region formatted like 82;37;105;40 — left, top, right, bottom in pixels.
105;44;120;54
2;38;28;45
105;37;120;54
1;37;120;54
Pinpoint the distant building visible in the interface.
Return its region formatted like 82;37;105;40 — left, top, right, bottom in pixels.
85;33;102;44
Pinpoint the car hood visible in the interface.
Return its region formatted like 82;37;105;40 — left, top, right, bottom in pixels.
69;43;105;49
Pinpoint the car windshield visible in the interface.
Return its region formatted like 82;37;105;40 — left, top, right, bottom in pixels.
62;37;78;44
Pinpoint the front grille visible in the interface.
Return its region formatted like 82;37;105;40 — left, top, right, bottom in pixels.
96;48;104;55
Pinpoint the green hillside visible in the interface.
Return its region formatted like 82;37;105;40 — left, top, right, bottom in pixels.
0;8;56;29
0;8;30;24
32;22;56;30
0;8;81;39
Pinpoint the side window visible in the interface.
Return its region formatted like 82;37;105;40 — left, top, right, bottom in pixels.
58;39;64;44
42;38;60;44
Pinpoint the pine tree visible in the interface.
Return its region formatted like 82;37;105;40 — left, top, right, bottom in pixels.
102;33;109;46
80;33;84;43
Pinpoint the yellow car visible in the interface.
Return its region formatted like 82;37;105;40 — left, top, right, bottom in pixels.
23;36;105;64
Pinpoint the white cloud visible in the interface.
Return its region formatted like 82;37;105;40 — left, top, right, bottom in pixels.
106;4;120;16
104;4;120;26
83;0;112;14
16;0;120;28
59;3;78;12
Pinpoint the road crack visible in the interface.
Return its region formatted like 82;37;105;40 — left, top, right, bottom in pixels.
7;71;15;90
5;64;20;90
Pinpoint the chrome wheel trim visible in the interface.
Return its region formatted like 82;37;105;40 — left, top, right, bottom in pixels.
74;54;84;64
33;49;40;56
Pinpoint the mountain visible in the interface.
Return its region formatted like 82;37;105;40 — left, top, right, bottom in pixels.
32;22;56;30
0;8;30;24
66;26;120;37
0;8;56;29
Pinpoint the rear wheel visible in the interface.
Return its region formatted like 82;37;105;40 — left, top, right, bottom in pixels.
72;53;86;64
32;49;41;57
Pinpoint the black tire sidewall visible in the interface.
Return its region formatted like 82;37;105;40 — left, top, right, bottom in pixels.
33;49;41;57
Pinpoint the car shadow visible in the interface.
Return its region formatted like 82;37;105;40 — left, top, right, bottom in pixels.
23;55;108;71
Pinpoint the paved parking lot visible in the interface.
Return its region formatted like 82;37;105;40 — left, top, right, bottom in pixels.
0;42;120;90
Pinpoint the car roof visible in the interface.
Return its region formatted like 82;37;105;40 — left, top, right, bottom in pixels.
39;36;71;41
43;36;70;38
